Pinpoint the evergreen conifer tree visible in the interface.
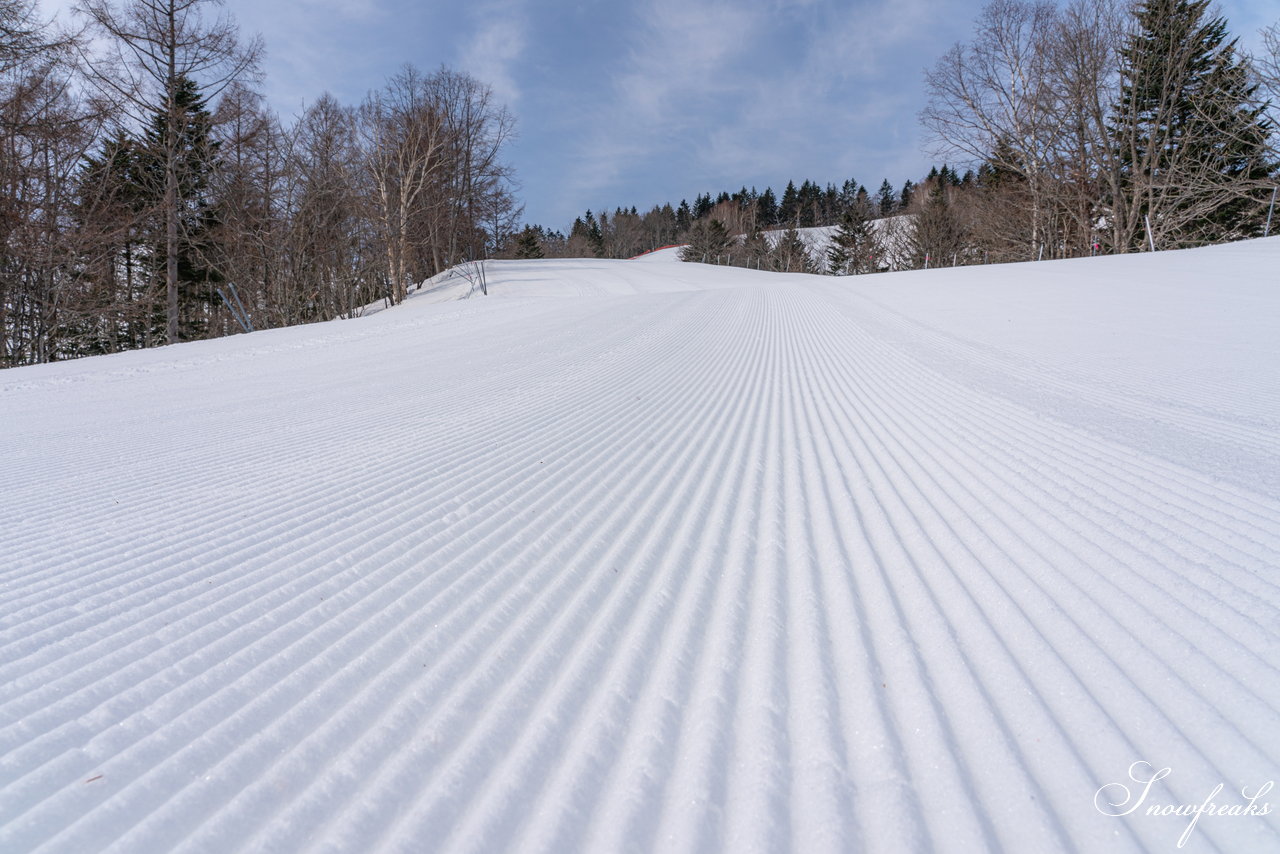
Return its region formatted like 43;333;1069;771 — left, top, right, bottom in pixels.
513;226;544;259
680;218;734;264
838;179;859;216
779;180;799;225
738;226;769;269
821;184;839;224
827;202;878;275
583;209;605;257
877;179;895;216
676;200;692;232
757;187;778;227
768;226;815;273
796;180;819;227
1110;0;1275;248
856;185;870;211
900;179;916;210
138;75;223;339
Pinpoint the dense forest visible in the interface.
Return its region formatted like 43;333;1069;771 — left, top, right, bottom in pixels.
506;177;914;263
1;0;519;368
515;0;1280;276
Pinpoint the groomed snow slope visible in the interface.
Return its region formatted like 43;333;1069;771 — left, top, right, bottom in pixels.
3;241;1280;853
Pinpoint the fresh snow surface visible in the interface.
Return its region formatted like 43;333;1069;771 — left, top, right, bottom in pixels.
3;240;1280;853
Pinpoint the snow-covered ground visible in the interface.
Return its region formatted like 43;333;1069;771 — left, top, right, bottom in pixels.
3;241;1279;853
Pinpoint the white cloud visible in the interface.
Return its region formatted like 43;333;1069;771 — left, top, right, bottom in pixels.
459;0;528;106
693;0;942;180
564;0;765;206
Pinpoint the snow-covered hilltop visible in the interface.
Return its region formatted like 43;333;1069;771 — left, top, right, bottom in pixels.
3;241;1279;852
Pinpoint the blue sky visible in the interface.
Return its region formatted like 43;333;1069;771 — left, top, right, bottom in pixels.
44;0;1278;231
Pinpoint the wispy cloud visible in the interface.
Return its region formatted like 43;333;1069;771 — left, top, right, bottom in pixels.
239;0;393;107
696;0;952;185
558;0;967;218
458;0;528;106
616;0;760;120
565;0;765;209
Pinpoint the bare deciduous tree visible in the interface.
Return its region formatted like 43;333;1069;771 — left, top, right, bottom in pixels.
0;2;102;365
922;0;1063;254
284;92;367;320
433;68;519;268
0;3;521;368
359;65;452;305
1045;0;1127;254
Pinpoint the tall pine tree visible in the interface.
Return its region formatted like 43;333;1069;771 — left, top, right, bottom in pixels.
1109;0;1274;249
779;180;799;226
169;77;221;336
877;179;896;216
513;226;545;258
768;226;815;273
134;76;223;339
827;202;878;275
756;187;778;227
680;218;733;264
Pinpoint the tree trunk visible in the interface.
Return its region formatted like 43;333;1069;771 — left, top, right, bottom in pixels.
165;1;179;344
166;155;178;342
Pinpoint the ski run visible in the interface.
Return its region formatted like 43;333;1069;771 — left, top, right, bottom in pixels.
3;239;1280;853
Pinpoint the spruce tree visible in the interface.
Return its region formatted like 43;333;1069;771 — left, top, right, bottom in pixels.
768;226;815;273
1110;0;1274;248
826;231;851;275
822;183;839;224
779;180;799;226
797;180;818;227
583;209;605;257
738;226;769;269
139;75;223;340
856;185;870;211
877;179;895;216
899;179;916;211
757;187;778;227
680;218;733;264
838;179;859;216
827;202;878;275
513;226;544;259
